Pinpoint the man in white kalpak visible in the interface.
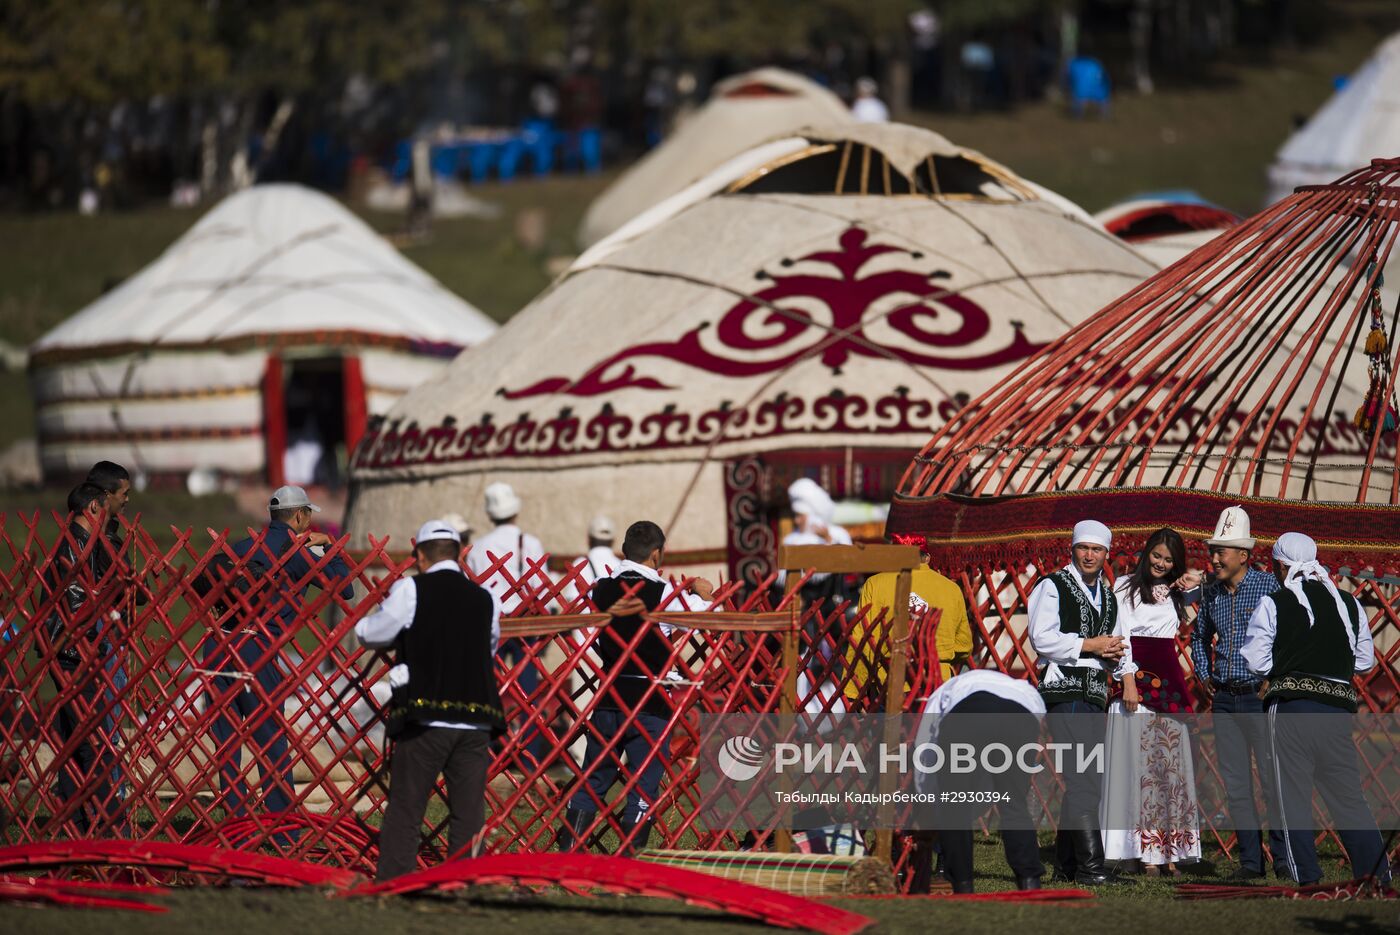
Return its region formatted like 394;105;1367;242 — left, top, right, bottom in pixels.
914;670;1047;893
465;482;549;767
1241;532;1388;887
467;483;546;614
565;515;620;601
1026;520;1129;885
851;77;890;123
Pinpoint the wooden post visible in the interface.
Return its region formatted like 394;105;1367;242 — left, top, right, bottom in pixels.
774;557;802;854
870;567;913;862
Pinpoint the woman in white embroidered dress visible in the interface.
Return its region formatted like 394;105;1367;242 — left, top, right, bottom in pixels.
1103;528;1203;877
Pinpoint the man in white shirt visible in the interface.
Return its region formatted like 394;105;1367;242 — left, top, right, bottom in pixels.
914;670;1047;893
1241;532;1386;887
557;520;715;855
851;77;890;123
1026;520;1128;886
465;482;549;769
562;514;622;606
356;519;503;881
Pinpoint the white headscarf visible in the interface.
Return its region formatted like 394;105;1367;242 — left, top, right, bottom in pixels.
1272;532;1350;629
788;478;836;525
1071;519;1112;551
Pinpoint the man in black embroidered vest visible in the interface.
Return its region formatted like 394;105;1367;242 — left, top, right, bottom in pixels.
1241;532;1388;888
1027;519;1128;885
357;519;505;881
557;520;714;855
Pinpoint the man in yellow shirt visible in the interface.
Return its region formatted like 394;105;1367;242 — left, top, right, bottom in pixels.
844;533;973;704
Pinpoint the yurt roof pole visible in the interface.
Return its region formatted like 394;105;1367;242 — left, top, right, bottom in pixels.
894;157;1400;513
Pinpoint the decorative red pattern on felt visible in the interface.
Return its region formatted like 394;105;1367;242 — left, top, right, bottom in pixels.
352;388;955;470
501;227;1044;399
888;488;1400;564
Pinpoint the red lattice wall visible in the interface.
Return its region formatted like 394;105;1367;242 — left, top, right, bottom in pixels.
1;514;1395;882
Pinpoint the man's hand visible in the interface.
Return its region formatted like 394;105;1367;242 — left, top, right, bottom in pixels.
1174;569;1203;591
1201;680;1216;701
303;531;332;548
1256;679;1270;700
688;577;716;602
609;596;648;617
1122;678;1141;713
1083;634;1126;659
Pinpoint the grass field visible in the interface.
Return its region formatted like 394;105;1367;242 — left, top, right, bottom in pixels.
2;838;1397;935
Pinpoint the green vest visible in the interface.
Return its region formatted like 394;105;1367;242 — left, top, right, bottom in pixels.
1037;568;1117;710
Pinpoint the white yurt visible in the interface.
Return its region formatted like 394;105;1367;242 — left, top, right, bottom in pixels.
29;184;498;485
1265;31;1400;204
1093;195;1240;267
348;124;1158;582
577;67;853;248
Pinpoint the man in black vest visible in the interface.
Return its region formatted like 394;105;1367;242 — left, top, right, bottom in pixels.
357;519;505;881
1026;519;1129;885
1242;532;1388;887
557;520;714;854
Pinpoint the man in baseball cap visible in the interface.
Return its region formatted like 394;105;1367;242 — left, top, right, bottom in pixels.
357;517;503;880
208;483;354;821
268;484;322;514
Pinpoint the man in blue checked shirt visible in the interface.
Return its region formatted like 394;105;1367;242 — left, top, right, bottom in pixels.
1190;506;1290;881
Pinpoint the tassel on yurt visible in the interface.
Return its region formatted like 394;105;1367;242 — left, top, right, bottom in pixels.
1366;328;1388;355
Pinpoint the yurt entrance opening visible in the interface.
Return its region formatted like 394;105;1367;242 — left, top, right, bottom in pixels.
723;447;907;587
263;353;367;489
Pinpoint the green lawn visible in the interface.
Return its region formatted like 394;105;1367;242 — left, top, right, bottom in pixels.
2;838;1396;935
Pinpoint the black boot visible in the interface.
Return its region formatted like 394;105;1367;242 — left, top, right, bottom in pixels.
951;879;975;894
1050;830;1077;882
1073;827;1132;886
1016;875;1043;891
556;807;594;852
616;812;653;857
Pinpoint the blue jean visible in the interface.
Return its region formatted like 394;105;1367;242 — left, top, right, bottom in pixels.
569;708;668;820
1270;699;1388;885
206;639;296;816
1211;690;1288;873
501;637;549;770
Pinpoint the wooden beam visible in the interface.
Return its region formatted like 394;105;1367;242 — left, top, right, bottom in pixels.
777;543;921;575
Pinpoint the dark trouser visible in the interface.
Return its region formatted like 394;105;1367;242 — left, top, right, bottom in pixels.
1211;689;1288;874
569;708;668;819
938;693;1044;886
501;637;548;769
1047;699;1106;828
50;666;116;833
376;726;492;882
207;639;295;816
1269;699;1388;885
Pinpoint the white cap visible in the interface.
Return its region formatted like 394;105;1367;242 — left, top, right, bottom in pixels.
588;515;615;541
441;512;472;538
484;482;521;522
1071;519;1112;550
269;485;321;513
788;477;835;524
1206;505;1255;549
415;519;462;545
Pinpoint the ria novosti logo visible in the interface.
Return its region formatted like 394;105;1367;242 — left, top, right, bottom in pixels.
717;735;766;781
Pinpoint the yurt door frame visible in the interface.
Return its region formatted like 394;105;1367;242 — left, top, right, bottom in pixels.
722;447;915;585
262;352;368;488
